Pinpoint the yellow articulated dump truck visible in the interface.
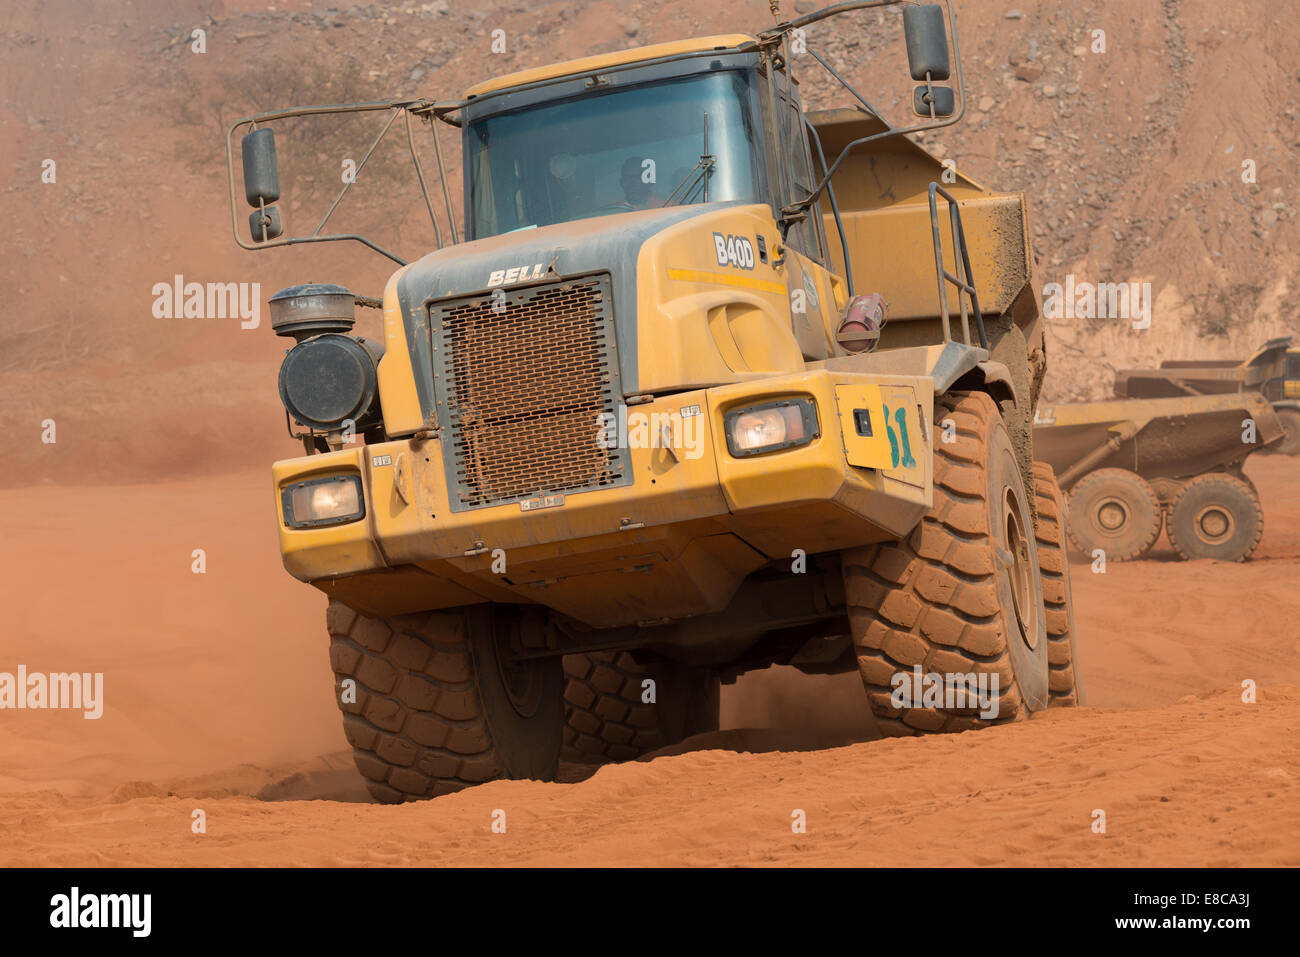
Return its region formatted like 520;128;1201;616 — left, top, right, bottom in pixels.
1033;392;1282;563
226;1;1080;801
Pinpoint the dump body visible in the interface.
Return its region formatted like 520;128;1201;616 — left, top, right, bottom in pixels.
809;109;1040;339
1114;336;1298;402
1032;392;1282;492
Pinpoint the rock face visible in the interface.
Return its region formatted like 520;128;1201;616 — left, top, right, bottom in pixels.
1;0;1297;485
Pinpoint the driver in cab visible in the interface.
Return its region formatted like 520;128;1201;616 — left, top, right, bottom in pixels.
613;155;659;210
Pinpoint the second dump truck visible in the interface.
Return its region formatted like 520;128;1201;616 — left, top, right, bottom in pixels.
1033;392;1282;563
227;1;1083;801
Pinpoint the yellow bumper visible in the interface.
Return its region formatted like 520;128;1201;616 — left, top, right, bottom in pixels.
273;370;934;627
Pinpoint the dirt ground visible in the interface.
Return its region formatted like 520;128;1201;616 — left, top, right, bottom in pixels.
1;455;1296;867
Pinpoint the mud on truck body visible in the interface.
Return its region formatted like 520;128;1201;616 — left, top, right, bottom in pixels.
227;0;1081;802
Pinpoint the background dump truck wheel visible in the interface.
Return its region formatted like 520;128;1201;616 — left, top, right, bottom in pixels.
1166;473;1264;562
842;391;1049;736
561;651;720;763
1032;461;1084;707
1270;406;1300;455
326;600;563;803
1064;468;1162;561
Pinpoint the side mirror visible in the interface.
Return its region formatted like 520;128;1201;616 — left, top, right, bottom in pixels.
903;4;951;81
904;5;955;118
249;205;283;242
241;128;280;205
913;84;955;118
241;128;283;242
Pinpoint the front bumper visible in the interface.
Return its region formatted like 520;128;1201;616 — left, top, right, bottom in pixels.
273;369;934;628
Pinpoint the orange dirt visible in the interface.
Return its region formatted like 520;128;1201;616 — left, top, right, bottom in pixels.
1;455;1297;866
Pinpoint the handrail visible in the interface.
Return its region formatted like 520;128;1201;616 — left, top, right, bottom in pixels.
927;181;987;349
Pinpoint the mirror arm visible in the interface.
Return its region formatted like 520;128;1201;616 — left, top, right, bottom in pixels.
254;233;409;266
226;98;466;266
224;119;407;265
312;107;403;237
427;113;460;243
782;0;966;219
405;109;445;249
759;0;901;39
805;45;891;127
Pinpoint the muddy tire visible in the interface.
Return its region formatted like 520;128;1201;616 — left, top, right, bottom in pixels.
327;600;563;803
1270;406;1300;456
1064;468;1162;561
842;391;1049;735
1166;473;1263;562
1032;461;1084;706
562;651;720;763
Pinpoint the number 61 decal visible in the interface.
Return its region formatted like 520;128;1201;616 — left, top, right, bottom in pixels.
882;403;917;469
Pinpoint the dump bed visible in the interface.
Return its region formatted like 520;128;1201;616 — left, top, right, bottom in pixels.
807;108;1042;349
1033;392;1283;489
1114;337;1293;398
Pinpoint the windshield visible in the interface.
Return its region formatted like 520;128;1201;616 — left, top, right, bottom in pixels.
466;70;762;239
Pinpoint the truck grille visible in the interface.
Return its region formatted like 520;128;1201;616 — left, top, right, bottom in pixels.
431;274;629;510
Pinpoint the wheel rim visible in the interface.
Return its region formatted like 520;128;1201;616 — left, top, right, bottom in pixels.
1002;486;1039;652
494;617;546;719
1194;503;1235;545
1094;495;1130;534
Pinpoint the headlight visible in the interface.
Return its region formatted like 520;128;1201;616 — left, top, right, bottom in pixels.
278;333;383;433
282;475;365;528
724;397;819;457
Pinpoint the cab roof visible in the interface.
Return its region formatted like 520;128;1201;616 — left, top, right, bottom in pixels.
464;34;756;99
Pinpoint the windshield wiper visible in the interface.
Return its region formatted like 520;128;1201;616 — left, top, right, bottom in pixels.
662;113;716;207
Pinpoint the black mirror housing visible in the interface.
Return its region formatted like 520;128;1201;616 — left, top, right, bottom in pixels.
913;85;955;118
241;128;281;207
903;5;951;81
249;205;284;242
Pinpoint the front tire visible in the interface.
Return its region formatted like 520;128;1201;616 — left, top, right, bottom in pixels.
327;601;563;803
1064;467;1162;561
842;391;1049;735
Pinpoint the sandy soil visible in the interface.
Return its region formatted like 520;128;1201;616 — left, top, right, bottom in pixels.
1;455;1297;866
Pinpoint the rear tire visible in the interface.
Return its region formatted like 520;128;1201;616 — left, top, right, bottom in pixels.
327;601;563;803
562;651;720;763
1032;461;1084;706
1065;468;1162;561
1166;473;1263;562
842;391;1049;736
